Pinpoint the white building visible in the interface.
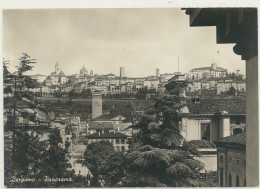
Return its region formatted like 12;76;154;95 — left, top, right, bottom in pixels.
189;63;227;80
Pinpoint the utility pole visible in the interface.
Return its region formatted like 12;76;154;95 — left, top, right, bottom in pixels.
131;93;135;146
12;75;16;149
178;57;179;74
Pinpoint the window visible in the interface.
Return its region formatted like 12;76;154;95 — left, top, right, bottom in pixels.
121;146;125;151
116;139;120;144
236;159;240;165
229;174;232;187
236;175;240;187
201;123;210;141
121;139;125;144
220;155;224;162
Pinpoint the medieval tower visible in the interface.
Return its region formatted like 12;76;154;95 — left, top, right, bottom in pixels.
92;91;102;119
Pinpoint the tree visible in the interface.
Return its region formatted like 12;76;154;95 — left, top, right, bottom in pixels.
83;141;124;187
135;87;148;99
120;80;215;187
81;89;91;98
41;128;72;178
4;130;48;187
120;145;207;187
225;86;237;96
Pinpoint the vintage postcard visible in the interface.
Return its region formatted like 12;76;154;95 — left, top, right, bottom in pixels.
2;5;258;188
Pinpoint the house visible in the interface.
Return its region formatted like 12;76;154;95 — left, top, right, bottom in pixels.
87;132;129;152
179;98;246;172
113;122;139;137
214;132;246;187
179;98;246;142
88;122;114;134
92;114;126;126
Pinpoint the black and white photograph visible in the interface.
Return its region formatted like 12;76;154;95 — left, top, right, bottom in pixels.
2;6;258;187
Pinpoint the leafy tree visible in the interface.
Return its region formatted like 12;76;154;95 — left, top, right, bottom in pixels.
4;130;48;187
83;141;124;187
81;89;91;98
120;80;214;187
120;145;207;187
135;87;148;99
225;86;237;96
41;128;72;178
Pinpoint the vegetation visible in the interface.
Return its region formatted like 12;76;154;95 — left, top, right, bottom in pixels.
82;80;217;187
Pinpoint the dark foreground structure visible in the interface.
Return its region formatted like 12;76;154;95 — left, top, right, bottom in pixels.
183;8;258;186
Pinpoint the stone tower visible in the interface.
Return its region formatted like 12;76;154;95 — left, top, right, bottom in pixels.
211;63;217;70
92;91;102;119
55;62;60;75
120;67;125;78
156;68;160;77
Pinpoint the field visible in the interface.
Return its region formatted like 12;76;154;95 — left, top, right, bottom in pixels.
39;98;155;120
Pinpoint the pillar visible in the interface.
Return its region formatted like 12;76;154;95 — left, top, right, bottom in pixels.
246;55;259;186
219;116;230;138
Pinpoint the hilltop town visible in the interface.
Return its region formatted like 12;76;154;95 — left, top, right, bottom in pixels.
24;62;245;99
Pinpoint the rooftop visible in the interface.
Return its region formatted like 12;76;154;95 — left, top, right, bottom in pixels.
88;121;114;130
88;132;128;139
214;132;246;147
92;114;126;121
186;98;246;115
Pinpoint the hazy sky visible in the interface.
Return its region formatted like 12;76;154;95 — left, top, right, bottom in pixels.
3;8;245;77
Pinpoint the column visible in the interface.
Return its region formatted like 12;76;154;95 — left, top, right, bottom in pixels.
246;55;258;186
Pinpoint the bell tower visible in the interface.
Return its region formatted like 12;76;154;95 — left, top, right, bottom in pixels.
92;91;102;119
55;62;60;75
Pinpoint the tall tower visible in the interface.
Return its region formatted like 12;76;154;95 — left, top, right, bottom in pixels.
55;62;60;75
92;91;102;119
120;67;125;78
90;69;93;76
156;68;160;77
211;63;217;70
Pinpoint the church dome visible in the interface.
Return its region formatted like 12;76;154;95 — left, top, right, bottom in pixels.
59;71;65;76
80;65;88;75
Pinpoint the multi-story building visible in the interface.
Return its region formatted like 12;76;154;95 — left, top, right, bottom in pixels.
143;78;159;91
30;74;47;83
189;63;227;80
215;132;246;187
217;80;246;94
87;132;129;152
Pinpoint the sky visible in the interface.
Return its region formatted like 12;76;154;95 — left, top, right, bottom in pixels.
3;8;246;77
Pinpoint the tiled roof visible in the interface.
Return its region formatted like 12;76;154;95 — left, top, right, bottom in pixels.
88;122;114;130
214;132;246;147
113;122;132;131
88;132;127;139
92;114;125;121
186;98;246;115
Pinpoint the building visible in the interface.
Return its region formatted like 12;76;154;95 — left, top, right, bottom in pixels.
87;132;129;152
80;65;88;75
92;114;126;126
92;91;102;119
217;80;246;94
214;132;246;187
183;9;257;185
88;122;114;134
189;63;227;80
156;68;160;77
120;67;125;78
179;98;246;142
30;74;47;83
